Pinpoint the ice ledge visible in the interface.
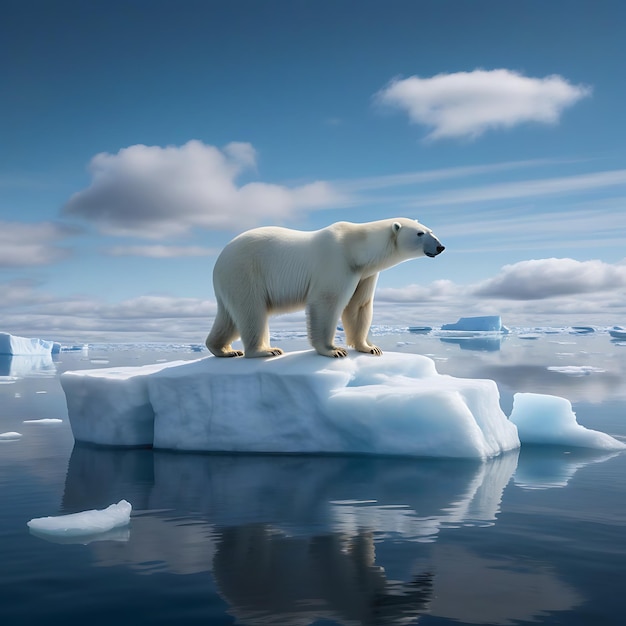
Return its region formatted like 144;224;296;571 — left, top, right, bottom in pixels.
61;350;520;459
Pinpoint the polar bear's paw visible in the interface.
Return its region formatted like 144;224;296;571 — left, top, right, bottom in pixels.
219;349;244;357
316;345;349;358
245;347;284;358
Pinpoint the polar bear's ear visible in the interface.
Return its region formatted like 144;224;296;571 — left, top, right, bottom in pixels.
392;222;402;233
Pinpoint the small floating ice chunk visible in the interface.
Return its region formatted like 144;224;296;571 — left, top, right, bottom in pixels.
510;393;626;450
547;366;606;376
27;499;132;537
23;418;63;424
609;326;626;339
0;431;22;440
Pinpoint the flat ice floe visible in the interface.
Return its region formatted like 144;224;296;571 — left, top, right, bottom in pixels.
61;350;625;459
62;351;519;459
27;499;132;538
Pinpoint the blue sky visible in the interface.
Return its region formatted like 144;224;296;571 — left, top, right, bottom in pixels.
2;0;626;342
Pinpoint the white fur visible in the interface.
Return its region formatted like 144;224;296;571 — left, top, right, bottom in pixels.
206;218;444;358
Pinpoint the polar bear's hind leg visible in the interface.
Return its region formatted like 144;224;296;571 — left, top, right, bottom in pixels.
206;301;244;357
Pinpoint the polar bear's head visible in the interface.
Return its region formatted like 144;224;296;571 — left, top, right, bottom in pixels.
393;219;445;259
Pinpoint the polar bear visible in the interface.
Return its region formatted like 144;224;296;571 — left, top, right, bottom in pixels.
206;218;444;358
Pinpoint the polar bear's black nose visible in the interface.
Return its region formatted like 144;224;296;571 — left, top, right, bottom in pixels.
436;245;445;254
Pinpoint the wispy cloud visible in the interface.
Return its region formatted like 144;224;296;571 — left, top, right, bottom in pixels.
105;245;218;258
0;221;77;267
63;140;347;239
375;69;591;141
410;169;626;207
334;158;578;193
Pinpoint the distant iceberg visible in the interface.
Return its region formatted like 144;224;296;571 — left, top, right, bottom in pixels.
441;316;509;333
62;351;520;460
0;332;54;356
609;326;626;339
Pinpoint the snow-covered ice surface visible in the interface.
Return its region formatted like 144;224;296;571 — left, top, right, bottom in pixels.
510;393;625;450
0;332;54;356
62;350;520;459
61;338;626;458
27;500;132;541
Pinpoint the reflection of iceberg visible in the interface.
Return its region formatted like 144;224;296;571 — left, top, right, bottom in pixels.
514;447;621;490
440;335;502;351
0;354;56;377
330;452;518;542
61;446;517;624
60;445;604;625
62;445;518;554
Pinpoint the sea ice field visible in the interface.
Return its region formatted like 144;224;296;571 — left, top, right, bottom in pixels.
2;325;626;625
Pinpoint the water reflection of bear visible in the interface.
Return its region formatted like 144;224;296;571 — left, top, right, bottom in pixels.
214;524;433;625
62;447;516;624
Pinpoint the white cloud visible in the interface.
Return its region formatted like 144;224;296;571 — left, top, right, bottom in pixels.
0;221;76;267
106;245;217;258
62;140;346;238
473;258;626;300
375;69;591;140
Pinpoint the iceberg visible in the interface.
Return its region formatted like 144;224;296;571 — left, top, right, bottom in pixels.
441;315;508;333
62;351;520;459
27;499;132;538
609;326;626;339
510;393;626;450
0;332;54;356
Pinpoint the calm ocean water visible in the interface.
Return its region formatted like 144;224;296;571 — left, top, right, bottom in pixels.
1;330;625;625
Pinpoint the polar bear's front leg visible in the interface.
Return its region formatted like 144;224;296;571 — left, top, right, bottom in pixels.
342;274;382;355
306;298;348;358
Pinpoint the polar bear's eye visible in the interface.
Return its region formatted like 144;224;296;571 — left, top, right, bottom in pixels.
417;231;424;237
